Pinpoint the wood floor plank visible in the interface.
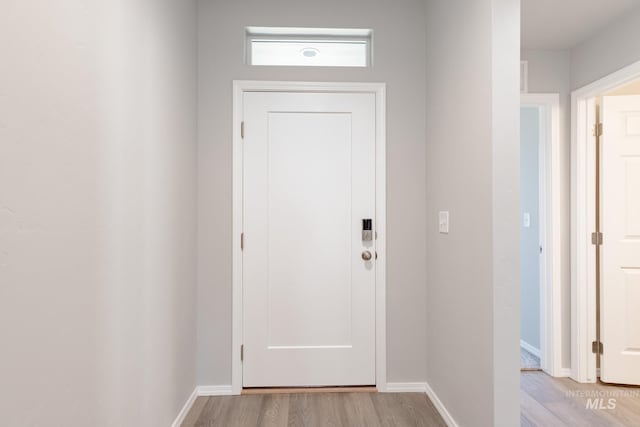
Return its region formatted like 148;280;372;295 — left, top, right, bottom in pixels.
194;396;235;427
309;392;350;427
543;378;627;427
593;384;640;427
520;388;567;427
369;392;399;427
342;392;382;427
520;413;536;427
222;395;265;427
405;393;448;427
257;394;290;427
521;372;640;427
544;400;616;427
572;379;640;426
181;396;208;427
371;393;444;427
522;375;613;426
388;393;446;427
287;393;313;427
521;372;563;404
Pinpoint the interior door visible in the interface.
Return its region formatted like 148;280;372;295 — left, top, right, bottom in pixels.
600;95;640;385
242;91;376;387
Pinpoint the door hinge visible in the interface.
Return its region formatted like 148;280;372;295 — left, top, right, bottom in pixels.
593;123;603;137
241;233;244;250
592;341;603;355
591;232;603;246
240;344;244;361
241;121;245;139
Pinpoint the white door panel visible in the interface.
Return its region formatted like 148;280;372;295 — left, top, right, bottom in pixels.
242;92;376;387
601;95;640;385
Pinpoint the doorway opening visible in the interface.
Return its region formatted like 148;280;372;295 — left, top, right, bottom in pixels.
572;61;640;385
520;94;563;376
520;105;542;370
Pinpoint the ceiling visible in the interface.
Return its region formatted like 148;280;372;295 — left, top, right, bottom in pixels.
522;0;640;49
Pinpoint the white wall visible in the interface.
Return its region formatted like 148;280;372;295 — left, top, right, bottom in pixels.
491;1;521;424
571;6;640;90
425;0;520;425
520;107;540;350
520;48;572;369
197;0;428;386
0;1;198;426
0;2;100;424
0;0;528;424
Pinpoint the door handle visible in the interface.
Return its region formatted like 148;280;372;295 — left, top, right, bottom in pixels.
362;250;372;261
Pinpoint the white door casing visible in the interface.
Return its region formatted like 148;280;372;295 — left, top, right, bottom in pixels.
232;82;386;392
572;60;640;384
520;93;563;378
600;96;640;385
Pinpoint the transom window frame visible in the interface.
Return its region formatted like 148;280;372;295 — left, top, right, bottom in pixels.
245;27;373;68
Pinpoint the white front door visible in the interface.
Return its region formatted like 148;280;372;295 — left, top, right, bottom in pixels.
600;95;640;385
242;91;377;387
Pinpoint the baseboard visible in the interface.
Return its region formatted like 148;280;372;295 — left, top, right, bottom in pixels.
385;382;427;393
171;387;198;427
540;367;571;377
171;385;234;427
386;382;458;427
424;382;459;427
520;339;541;358
197;385;234;396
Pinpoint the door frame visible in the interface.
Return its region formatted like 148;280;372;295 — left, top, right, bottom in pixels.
231;81;387;395
571;59;640;383
521;93;563;376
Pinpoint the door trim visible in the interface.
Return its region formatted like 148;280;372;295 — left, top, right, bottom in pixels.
231;81;387;395
521;93;563;377
571;59;640;383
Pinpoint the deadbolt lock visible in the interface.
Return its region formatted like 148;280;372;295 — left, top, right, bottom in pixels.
362;218;373;241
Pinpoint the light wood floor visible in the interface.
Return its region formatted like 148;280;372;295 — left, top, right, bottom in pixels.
181;391;447;427
521;371;640;426
181;373;640;427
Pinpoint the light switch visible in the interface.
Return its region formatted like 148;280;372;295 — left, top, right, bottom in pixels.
523;213;530;228
439;211;449;234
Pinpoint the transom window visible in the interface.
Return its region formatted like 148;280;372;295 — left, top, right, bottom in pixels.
245;27;372;67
